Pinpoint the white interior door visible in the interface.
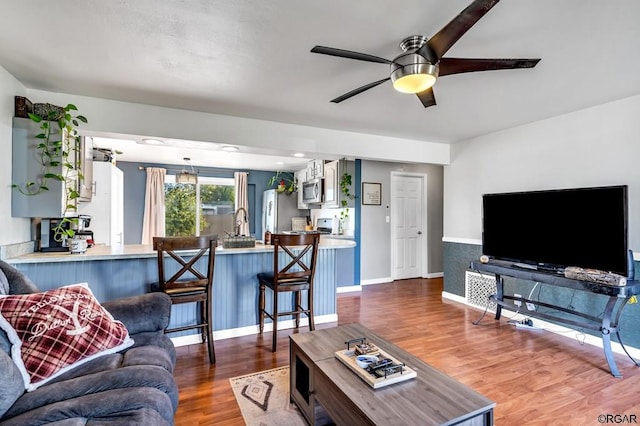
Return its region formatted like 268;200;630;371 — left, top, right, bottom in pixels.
391;174;424;279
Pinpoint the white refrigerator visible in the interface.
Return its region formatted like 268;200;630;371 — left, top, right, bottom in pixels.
262;189;309;233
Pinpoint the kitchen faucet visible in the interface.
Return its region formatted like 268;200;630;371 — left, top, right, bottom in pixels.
234;207;248;236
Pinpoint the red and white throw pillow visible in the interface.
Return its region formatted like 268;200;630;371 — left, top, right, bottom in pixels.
0;283;133;391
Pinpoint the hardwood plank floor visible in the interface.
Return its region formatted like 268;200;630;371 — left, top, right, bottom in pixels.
173;278;640;425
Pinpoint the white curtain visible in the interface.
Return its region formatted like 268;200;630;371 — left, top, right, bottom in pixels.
234;172;250;236
141;167;166;244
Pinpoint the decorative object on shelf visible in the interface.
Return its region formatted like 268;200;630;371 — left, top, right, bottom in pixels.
362;182;382;205
11;100;88;243
268;171;296;194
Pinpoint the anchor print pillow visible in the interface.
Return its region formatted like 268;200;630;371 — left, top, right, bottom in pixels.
0;283;133;391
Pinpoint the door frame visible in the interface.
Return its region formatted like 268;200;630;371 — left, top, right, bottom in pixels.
390;172;428;279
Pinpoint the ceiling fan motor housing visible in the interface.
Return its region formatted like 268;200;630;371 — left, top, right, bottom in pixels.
390;53;439;94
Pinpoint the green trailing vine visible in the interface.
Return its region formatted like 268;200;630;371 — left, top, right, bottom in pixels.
268;171;296;194
12;104;88;242
339;172;356;230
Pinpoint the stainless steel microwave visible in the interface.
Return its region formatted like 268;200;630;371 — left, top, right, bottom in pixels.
302;178;323;204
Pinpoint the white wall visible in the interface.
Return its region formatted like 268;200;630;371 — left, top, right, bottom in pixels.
26;89;451;166
0;67;30;246
444;94;640;253
361;160;443;281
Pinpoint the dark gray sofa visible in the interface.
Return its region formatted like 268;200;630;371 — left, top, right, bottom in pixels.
0;260;178;425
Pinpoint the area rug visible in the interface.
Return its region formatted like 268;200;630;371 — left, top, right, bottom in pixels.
230;366;306;425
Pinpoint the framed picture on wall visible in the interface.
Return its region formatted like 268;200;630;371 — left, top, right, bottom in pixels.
362;182;382;205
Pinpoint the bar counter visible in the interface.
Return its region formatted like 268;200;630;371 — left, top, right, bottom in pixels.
7;238;355;344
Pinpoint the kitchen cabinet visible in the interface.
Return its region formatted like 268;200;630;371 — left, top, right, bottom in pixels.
295;168;308;209
323;160;339;208
307;159;324;179
11;117;92;218
322;159;354;209
78;162;124;245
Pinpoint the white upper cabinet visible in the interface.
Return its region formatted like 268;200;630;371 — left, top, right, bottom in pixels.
295;168;308;209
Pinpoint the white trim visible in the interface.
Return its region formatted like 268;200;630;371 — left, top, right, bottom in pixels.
337;285;362;293
441;292;640;361
442;236;482;245
425;272;443;279
441;291;467;304
361;277;393;286
170;314;338;347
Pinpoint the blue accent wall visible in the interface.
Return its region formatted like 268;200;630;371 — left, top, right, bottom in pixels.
444;241;640;349
354;159;362;286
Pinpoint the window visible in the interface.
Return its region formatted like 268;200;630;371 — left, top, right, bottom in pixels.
164;175;235;237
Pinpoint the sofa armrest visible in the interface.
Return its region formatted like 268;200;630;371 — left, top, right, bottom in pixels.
102;293;172;335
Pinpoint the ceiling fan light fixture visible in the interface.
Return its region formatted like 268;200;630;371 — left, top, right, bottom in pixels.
390;53;438;94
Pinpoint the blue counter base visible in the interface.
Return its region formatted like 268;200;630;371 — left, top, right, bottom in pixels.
12;248;339;339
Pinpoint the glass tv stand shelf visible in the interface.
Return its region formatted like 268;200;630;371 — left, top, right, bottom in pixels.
470;259;640;378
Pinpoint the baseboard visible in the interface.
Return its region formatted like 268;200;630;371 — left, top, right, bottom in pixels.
170;314;339;347
442;292;640;361
337;285;362;294
361;277;393;286
441;291;467;305
425;272;444;279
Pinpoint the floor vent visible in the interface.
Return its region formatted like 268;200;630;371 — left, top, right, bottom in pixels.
465;271;497;311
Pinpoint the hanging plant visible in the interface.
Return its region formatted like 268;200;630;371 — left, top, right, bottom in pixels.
268;171;296;194
339;172;356;230
12;103;88;242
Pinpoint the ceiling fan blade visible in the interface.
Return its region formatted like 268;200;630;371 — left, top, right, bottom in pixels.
421;0;500;61
439;57;541;76
311;46;395;65
330;78;390;103
416;88;437;108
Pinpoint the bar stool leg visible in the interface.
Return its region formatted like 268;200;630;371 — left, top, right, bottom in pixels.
308;289;315;331
206;295;215;364
294;291;301;329
259;283;265;334
272;291;278;352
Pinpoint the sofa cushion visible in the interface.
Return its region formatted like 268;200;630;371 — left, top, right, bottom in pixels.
0;267;9;295
0;349;24;418
0;283;133;391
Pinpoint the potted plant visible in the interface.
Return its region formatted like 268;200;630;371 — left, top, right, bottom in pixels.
268;171;296;194
12;103;88;242
338;172;356;233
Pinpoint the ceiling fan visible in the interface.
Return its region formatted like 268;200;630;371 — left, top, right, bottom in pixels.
311;0;540;108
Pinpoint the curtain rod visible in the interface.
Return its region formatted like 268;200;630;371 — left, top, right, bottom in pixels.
137;165;248;175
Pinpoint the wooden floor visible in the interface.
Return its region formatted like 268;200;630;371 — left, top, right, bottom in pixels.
173;278;640;425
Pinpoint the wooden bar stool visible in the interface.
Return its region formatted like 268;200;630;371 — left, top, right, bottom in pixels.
257;233;320;352
153;235;217;364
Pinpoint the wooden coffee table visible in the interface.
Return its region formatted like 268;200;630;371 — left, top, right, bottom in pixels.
289;323;494;425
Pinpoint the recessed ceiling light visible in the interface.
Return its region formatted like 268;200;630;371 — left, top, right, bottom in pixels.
276;161;284;165
293;152;305;158
221;145;239;152
139;138;164;145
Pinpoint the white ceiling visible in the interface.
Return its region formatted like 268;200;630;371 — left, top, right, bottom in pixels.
2;0;640;170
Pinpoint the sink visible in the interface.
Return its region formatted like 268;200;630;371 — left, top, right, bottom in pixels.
222;236;256;249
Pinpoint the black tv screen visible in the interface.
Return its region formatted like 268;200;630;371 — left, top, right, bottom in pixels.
482;185;628;275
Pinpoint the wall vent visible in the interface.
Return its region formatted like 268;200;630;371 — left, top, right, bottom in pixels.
465;271;497;311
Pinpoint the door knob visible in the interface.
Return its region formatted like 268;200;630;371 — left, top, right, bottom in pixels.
417;231;422;235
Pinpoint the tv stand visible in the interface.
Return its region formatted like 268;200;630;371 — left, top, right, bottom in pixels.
470;259;640;378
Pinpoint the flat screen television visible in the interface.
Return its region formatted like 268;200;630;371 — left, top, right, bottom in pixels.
482;185;628;275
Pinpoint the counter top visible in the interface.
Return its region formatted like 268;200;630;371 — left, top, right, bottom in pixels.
7;238;356;264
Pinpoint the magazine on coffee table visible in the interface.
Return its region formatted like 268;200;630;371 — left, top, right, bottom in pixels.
335;341;417;389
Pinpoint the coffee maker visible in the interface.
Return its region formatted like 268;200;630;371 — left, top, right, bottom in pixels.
40;218;71;252
74;214;94;248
